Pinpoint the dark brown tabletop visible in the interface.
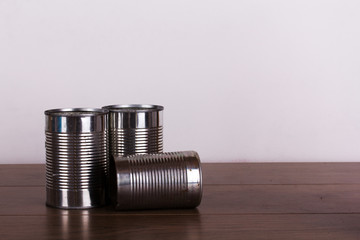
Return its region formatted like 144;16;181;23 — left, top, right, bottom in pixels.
1;163;360;239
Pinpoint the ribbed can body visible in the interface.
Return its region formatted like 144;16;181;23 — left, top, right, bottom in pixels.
103;104;163;157
111;151;202;210
45;108;108;209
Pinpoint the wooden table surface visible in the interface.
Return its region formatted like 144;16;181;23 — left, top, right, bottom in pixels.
1;163;360;239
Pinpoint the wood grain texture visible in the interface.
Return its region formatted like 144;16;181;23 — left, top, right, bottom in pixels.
0;164;45;186
2;215;360;240
202;163;360;185
2;163;360;186
1;184;360;216
1;163;360;239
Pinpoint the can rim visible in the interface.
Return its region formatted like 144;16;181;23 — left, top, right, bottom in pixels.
44;108;108;116
102;104;164;112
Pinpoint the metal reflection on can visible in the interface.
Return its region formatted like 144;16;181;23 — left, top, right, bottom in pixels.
45;108;108;209
111;151;202;210
102;104;163;157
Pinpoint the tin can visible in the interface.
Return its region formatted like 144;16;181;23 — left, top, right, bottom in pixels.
111;151;202;210
103;104;163;157
45;108;108;209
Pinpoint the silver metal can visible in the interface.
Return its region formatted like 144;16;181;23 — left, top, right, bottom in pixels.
102;104;163;157
45;108;108;209
110;151;202;210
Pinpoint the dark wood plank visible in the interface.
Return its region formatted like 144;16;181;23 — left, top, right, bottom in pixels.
203;162;360;184
1;163;360;239
0;164;45;186
3;163;360;186
1;214;360;240
2;184;360;216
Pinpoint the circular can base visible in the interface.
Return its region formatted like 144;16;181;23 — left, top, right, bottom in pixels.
45;203;100;210
46;188;106;209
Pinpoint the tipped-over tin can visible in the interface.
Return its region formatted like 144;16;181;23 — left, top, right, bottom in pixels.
110;151;202;210
102;104;163;157
45;108;108;209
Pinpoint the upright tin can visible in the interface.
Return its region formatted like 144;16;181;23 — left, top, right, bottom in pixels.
45;108;108;209
102;104;163;157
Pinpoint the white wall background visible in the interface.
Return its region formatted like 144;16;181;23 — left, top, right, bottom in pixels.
0;0;360;163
